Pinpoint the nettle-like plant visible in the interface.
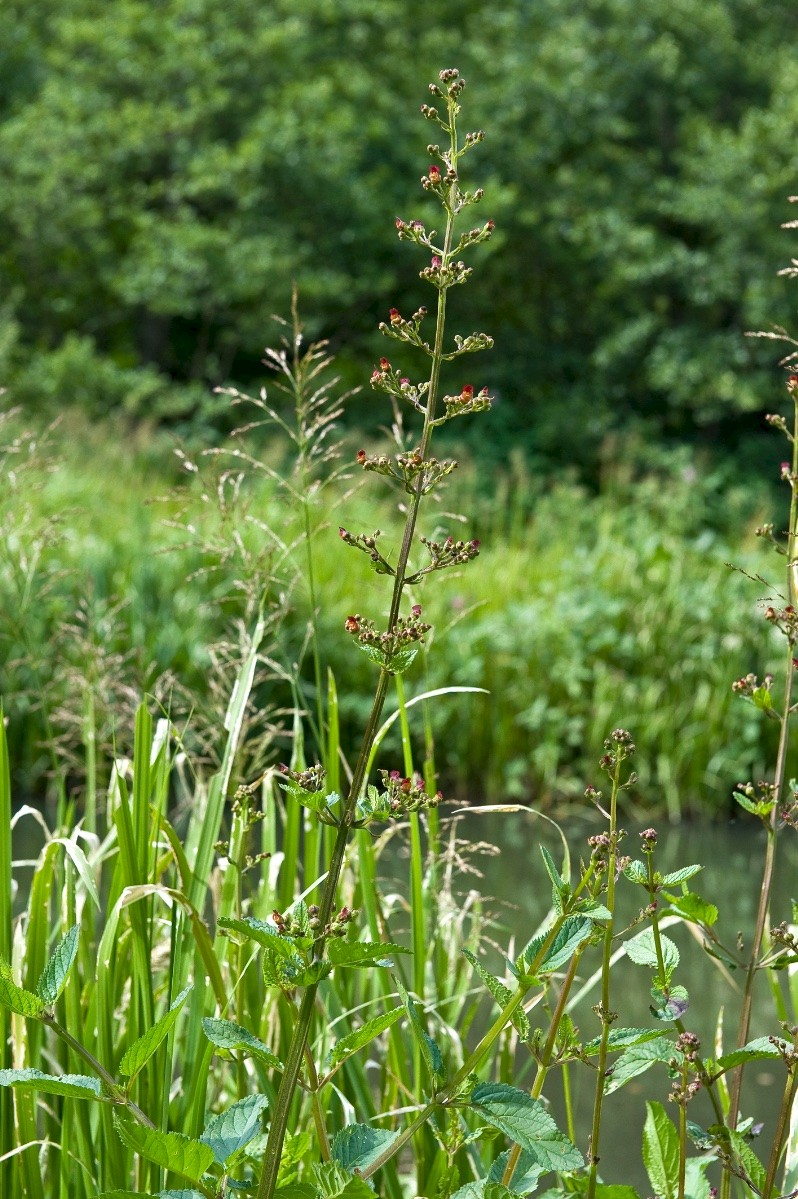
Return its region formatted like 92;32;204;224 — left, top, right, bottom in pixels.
3;69;798;1199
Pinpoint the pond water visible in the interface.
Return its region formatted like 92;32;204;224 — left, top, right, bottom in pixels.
414;807;798;1192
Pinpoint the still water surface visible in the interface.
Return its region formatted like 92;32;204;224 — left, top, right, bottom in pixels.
413;809;798;1192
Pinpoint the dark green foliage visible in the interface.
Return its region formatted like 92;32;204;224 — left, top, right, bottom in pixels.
1;0;797;459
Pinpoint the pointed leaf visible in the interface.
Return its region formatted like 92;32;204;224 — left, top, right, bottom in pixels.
37;925;80;1005
0;1068;101;1100
113;1113;215;1183
642;1101;679;1199
582;1027;667;1057
396;979;444;1083
201;1094;268;1165
326;1006;403;1069
202;1016;283;1069
470;1083;584;1172
660;865;702;886
327;941;409;968
119;986;191;1081
717;1036;789;1071
623;860;648;885
0;965;46;1017
463;949;529;1040
331;1124;399;1171
487;1147;546;1191
605;1038;678;1095
624;929;679;980
727;1130;766;1192
663;892;718;927
219;917;296;956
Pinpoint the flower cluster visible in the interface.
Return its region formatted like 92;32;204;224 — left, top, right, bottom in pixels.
377;309;431;353
419;255;472;290
598;729;636;775
355;444;459;496
405;534;480;583
338;527;394;576
278;762;326;794
764;603;798;643
344;607;431;657
439;384;492;422
378;769;442;814
731;671;774;696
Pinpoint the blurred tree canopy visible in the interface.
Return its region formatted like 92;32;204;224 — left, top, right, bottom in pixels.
1;0;797;465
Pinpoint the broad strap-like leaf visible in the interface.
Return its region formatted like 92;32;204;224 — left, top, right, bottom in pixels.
119;986;192;1081
202;1016;283;1069
0;1067;101;1100
642;1101;679;1199
331;1123;399;1171
327;940;409;968
326;1005;404;1070
201;1093;268;1165
37;924;80;1005
112;1112;215;1183
462;949;529;1040
470;1082;584;1172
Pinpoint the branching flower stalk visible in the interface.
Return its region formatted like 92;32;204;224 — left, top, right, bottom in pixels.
255;69;494;1199
724;376;798;1170
586;730;635;1199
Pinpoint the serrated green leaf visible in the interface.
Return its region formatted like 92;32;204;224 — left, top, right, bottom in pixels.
219;917;296;956
660;865;702;886
642;1101;679;1199
623;860;648;885
201;1093;268;1165
0;967;47;1017
331;1123;399;1171
326;1005;403;1069
327;940;409;968
0;1068;101;1100
624;929;679;981
275;1187;318;1199
119;986;191;1081
463;949;529;1040
582;1027;666;1057
650;983;689;1022
487;1147;546;1192
113;1113;216;1183
717;1036;789;1071
538;917;593;974
727;1130;766;1191
313;1160;373;1199
452;1183;518;1199
396;979;444;1084
605;1038;678;1095
470;1083;584;1172
536;844;563;892
202;1016;283;1069
37;924;80;1005
664;892;718;927
575;899;613;922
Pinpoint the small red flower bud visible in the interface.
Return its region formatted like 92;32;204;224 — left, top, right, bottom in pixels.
356;449;366;464
339;526;348;538
345;616;359;633
411;604;422;617
431;255;441;269
389;769;401;780
395;217;405;230
428;165;441;180
461;385;474;400
379;357;390;370
485;220;495;232
389;308;401;325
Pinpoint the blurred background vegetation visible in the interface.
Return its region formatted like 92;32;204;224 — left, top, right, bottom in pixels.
2;0;798;814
